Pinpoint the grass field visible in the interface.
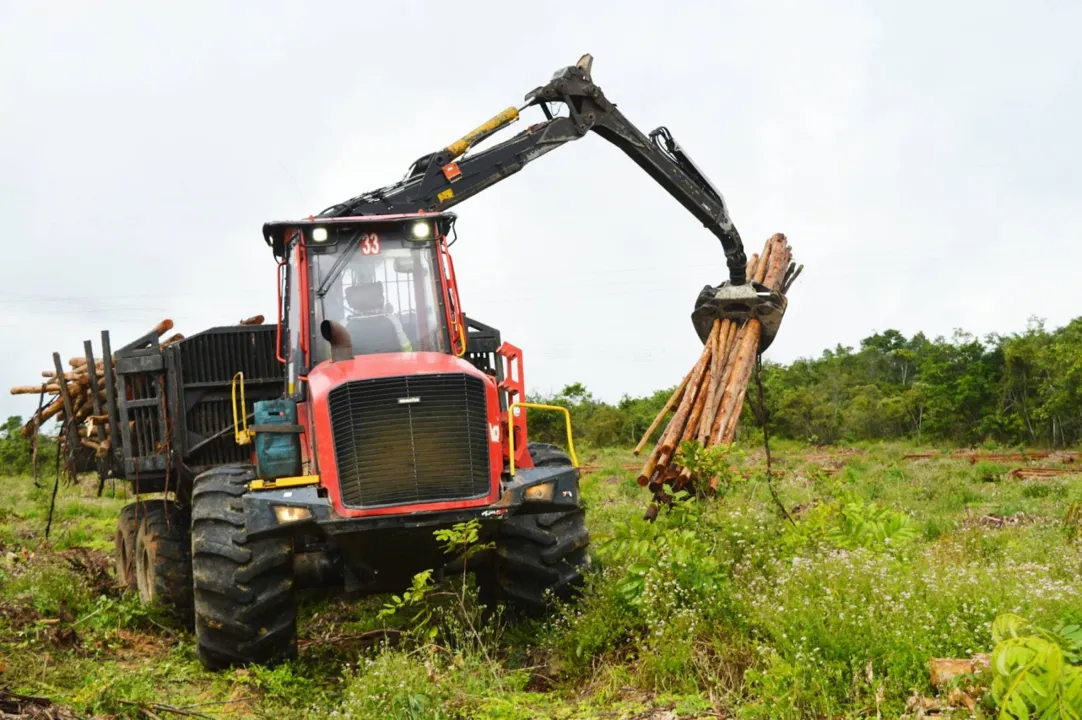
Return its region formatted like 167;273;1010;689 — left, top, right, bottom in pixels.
2;443;1081;719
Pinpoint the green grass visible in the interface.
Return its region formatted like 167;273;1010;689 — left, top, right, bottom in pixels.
2;444;1082;718
0;473;129;551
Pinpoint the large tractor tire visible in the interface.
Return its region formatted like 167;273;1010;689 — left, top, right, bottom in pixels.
133;501;193;625
191;464;296;669
114;503;140;592
487;442;591;616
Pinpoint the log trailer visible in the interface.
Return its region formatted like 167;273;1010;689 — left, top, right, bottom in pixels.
97;54;784;668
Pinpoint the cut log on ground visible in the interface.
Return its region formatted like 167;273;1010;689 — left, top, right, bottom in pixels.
636;233;800;505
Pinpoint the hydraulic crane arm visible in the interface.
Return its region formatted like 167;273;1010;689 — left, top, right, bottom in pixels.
317;54;787;347
320;54;750;286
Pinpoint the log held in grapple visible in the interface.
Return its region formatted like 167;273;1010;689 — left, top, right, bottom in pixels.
636;233;801;501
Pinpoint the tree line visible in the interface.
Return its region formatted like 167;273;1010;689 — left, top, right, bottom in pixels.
0;415;57;476
3;316;1079;476
529;316;1082;449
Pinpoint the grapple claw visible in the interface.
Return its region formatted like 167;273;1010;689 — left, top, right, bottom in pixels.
691;282;787;351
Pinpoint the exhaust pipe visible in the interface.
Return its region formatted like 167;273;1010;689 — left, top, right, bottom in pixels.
320;320;353;362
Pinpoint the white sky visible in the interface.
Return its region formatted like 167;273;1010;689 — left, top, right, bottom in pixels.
2;0;1080;421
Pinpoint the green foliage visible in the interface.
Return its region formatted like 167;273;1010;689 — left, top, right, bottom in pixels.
1023;481;1067;499
598;488;726;609
547;486;739;692
990;613;1082;718
0;415;56;476
433;518;492;561
975;461;1010;483
527;382;676;448
3;556;95;618
674;440;742;496
531;317;1082;449
1066;503;1082;543
826;497;918;551
372;516;507;696
766;319;1082;446
378;569;438;640
783;497;918;553
780;501;836;552
378;520;495;644
339;649;453;719
7;442;1082;718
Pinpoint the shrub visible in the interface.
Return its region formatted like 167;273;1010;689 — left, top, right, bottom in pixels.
990;613;1082;718
826;497;919;551
547;489;735;684
782;497;918;554
338;649;453;719
1023;481;1067;499
974;461;1009;483
0;415;56;476
674;441;743;497
1066;503;1082;543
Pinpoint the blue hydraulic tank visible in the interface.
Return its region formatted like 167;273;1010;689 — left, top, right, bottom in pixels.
253;399;302;480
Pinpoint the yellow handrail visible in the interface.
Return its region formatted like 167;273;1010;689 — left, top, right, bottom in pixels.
507;402;578;475
455;320;467;357
231;372;253;446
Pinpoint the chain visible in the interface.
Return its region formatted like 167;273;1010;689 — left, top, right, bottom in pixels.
754;354;794;526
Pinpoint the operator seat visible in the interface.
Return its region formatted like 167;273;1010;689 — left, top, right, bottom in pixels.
345;283;404;354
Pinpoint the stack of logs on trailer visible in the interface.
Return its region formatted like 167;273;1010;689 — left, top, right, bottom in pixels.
10;315;265;484
634;233;801;511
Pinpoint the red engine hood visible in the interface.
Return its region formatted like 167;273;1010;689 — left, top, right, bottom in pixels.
306;351;489;395
305;352;503;518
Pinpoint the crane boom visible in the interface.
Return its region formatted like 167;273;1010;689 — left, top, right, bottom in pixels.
319;54;749;286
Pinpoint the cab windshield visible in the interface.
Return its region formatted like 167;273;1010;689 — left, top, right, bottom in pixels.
311;232;449;362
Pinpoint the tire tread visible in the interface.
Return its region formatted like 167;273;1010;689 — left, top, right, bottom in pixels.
191;464;296;669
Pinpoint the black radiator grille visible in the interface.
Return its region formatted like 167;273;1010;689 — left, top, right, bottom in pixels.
328;373;491;508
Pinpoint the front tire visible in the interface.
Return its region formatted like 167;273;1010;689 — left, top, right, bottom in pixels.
487;442;591;616
191;464;296;670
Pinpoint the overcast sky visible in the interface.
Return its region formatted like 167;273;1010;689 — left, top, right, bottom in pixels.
2;1;1080;421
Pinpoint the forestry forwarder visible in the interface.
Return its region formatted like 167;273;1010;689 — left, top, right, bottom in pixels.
105;54;785;669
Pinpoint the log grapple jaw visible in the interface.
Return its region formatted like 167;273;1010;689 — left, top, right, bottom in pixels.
692;282;787;352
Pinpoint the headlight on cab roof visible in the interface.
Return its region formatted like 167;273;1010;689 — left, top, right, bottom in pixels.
410;221;432;239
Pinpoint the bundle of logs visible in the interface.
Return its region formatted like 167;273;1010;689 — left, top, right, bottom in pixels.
634;233;800;506
10;316;265;472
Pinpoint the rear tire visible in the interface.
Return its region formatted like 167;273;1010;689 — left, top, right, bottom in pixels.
527;442;575;469
191;464;296;670
114;503;140;592
486;442;591;616
133;501;193;625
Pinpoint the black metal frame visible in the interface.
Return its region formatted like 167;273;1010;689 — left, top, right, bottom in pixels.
462;315;502;379
110;325;284;495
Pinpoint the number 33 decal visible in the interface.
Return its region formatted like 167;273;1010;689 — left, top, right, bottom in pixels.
360;233;381;255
